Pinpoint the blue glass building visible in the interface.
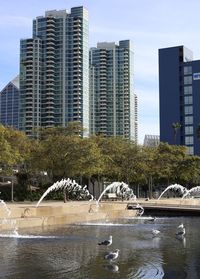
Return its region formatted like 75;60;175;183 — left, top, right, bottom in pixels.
0;76;19;129
20;7;89;137
159;45;200;155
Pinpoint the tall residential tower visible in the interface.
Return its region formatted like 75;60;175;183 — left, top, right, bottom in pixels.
89;40;137;141
20;7;89;136
159;45;200;155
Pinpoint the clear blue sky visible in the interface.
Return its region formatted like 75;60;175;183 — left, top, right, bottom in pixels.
1;0;200;143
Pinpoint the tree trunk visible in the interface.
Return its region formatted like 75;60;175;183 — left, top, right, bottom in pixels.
137;184;140;198
63;188;67;203
148;176;153;199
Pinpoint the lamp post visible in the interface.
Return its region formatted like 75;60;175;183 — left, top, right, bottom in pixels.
11;179;14;202
7;180;13;202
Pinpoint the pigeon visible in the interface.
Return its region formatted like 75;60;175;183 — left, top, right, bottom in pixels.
98;235;112;246
104;249;120;261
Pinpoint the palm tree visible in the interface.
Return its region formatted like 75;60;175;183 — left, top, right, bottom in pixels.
172;122;181;144
196;123;200;140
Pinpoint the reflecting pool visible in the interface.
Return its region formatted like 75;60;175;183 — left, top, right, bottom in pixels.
0;216;200;278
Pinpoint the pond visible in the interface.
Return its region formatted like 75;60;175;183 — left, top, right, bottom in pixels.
0;216;199;278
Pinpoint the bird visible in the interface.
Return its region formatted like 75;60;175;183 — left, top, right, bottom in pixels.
98;235;112;246
148;217;157;222
152;229;161;237
104;249;120;261
178;223;184;229
176;224;185;236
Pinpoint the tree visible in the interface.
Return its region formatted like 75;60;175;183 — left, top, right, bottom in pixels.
0;125;32;174
38;122;85;140
172;122;181;144
154;143;187;185
176;155;200;185
196;123;200;140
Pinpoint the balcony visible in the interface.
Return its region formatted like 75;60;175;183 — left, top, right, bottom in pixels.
46;27;55;33
46;41;55;46
46;18;55;23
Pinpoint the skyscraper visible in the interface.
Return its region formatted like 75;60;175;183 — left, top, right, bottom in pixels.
159;45;200;155
0;76;19;129
89;40;137;141
20;7;89;136
143;135;160;147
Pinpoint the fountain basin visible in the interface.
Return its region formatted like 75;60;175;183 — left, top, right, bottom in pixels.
0;201;138;231
143;198;200;206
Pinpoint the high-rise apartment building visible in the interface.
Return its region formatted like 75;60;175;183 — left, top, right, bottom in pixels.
89;40;137;141
159;45;200;155
20;7;89;136
143;135;160;147
0;76;19;129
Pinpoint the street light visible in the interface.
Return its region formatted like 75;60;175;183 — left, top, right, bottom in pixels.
7;181;14;202
11;179;14;202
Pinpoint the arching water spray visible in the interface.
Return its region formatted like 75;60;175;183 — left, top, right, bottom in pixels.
97;182;143;216
97;182;136;204
36;178;93;207
0;193;18;234
0;199;11;218
182;186;200;199
158;184;189;200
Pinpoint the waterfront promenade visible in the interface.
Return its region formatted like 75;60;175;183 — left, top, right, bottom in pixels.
140;198;200;216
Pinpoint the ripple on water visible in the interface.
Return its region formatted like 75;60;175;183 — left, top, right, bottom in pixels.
127;257;164;279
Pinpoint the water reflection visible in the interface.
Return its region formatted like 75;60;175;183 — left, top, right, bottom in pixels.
0;217;199;278
103;263;119;273
176;234;186;248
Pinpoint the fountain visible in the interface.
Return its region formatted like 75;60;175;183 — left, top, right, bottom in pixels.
158;184;189;200
36;178;94;207
97;182;136;204
0;193;18;233
182;186;200;199
0;179;141;232
96;182;143;216
135;203;144;216
0;198;11;218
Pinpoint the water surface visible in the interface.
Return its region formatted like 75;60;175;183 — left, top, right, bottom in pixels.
0;216;200;278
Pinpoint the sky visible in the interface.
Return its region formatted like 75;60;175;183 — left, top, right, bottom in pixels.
1;0;200;143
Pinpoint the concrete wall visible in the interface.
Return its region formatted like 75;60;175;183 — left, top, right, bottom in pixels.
0;201;138;231
143;198;200;206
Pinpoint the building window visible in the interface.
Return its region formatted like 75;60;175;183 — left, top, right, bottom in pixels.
184;76;192;85
184;96;193;105
184;86;192;95
185;116;193;125
185;126;193;135
184;66;192;75
184;106;193;115
185;136;194;145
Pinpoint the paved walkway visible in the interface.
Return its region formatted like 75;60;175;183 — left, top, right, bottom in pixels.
139;198;200;215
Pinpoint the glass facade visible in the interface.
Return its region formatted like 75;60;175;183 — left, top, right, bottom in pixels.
89;40;137;141
19;7;89;137
159;45;200;155
183;62;194;155
0;76;19;129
